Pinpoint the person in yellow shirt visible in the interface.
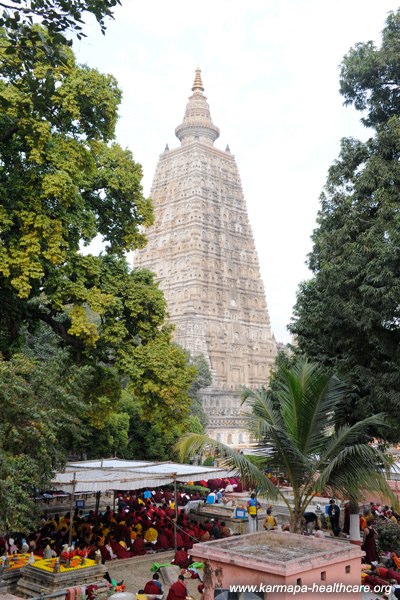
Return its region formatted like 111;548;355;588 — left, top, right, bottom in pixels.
263;509;277;530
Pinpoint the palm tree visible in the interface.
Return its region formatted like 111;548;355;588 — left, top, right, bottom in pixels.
176;359;396;533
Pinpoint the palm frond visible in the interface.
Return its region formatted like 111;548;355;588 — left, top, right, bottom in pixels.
175;433;279;500
243;388;310;486
274;361;346;455
317;414;389;467
317;442;393;501
176;358;396;531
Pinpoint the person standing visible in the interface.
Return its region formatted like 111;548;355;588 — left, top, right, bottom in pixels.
362;522;378;564
247;493;261;533
263;508;277;530
328;499;340;537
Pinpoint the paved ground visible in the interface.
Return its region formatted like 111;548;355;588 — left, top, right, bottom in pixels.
107;551;201;599
105;551;387;600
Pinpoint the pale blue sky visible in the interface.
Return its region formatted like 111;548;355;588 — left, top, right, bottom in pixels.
75;0;397;343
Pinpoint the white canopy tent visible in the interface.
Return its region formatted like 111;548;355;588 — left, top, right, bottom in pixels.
51;458;233;550
51;458;232;493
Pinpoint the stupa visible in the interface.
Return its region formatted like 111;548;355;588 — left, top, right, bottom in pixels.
134;69;277;446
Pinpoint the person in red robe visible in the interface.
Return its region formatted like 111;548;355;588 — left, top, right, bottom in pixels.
183;527;194;550
154;531;169;551
112;540;134;559
154;490;164;503
131;534;146;556
173;547;190;569
199;525;210;542
144;573;164;595
164;525;174;547
166;575;187;600
190;521;200;539
175;530;184;549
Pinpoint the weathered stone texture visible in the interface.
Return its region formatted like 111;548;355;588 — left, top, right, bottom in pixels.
135;69;277;445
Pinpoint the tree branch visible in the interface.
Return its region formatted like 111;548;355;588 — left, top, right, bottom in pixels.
0;122;19;143
33;309;85;350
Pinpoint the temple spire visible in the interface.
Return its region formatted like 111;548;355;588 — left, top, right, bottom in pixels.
192;67;204;92
175;68;220;145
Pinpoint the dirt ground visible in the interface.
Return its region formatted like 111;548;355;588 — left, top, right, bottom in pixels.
106;551;202;599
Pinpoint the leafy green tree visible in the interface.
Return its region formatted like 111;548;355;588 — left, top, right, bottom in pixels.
290;10;400;437
0;0;121;67
177;360;395;532
0;23;153;352
0;20;198;521
0;353;92;531
0;23;194;398
339;10;400;129
16;257;197;460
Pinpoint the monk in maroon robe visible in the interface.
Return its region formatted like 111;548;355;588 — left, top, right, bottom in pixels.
166;575;187;600
144;574;164;595
173;547;190;569
155;531;169;551
112;540;133;559
132;534;146;556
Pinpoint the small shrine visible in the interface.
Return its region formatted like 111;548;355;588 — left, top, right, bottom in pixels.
191;530;364;600
0;553;105;598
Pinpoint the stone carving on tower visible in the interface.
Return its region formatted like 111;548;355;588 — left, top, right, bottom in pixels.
135;69;277;446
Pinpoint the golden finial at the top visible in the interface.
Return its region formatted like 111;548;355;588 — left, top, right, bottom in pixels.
192;67;204;92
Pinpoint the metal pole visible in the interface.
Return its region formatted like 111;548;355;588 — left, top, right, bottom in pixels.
94;490;101;534
67;473;76;549
173;474;178;553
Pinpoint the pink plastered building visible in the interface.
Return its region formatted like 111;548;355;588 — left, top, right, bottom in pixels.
191;531;364;600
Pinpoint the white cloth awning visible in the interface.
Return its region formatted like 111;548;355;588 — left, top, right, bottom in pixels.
51;459;232;494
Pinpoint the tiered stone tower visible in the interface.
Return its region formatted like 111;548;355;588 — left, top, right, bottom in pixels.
135;69;276;446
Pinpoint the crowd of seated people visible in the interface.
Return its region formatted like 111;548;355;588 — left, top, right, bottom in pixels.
0;485;235;563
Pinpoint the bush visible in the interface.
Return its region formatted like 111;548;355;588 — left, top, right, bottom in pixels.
376;520;400;554
178;483;209;495
164;483;209;495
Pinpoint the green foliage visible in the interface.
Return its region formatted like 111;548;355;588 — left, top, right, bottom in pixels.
165;483;210;495
376;520;400;554
177;359;396;532
186;415;204;434
0;353;90;531
340;10;400;128
0;17;199;526
244;454;268;469
97;374;196;462
0;0;121;65
290;11;400;440
0;27;153;348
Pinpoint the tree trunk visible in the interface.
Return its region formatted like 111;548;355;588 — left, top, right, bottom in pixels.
291;507;303;533
349;501;361;545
